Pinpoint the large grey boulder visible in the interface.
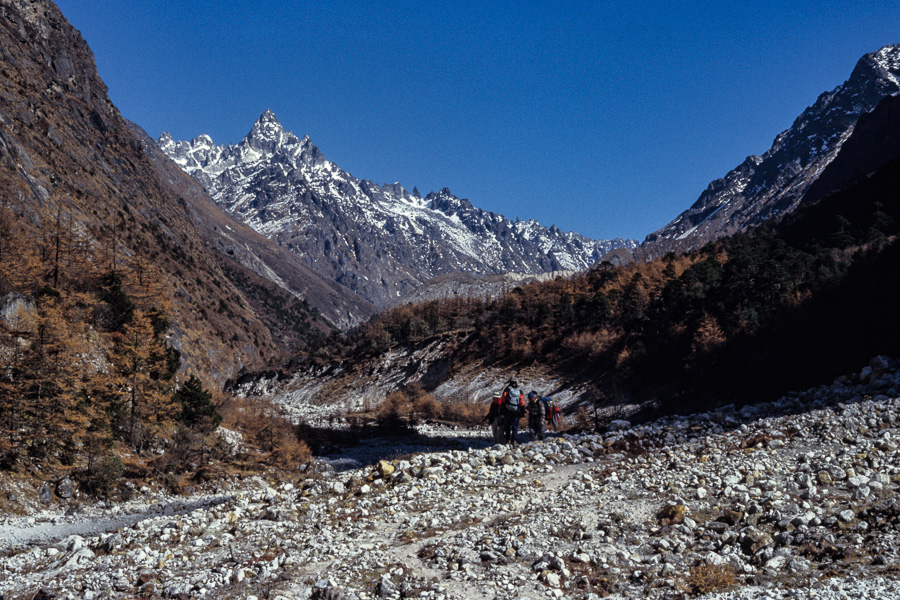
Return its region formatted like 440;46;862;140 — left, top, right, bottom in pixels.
56;476;74;499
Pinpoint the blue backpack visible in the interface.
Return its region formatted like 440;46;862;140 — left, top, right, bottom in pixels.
505;387;522;412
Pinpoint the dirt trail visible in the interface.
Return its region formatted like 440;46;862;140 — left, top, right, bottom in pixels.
0;495;233;553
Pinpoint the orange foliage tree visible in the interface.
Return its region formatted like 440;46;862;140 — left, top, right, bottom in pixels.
111;309;177;452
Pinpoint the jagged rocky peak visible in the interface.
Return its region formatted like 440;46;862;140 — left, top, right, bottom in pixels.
159;110;325;177
157;131;175;148
245;109;285;152
192;133;216;149
381;181;406;197
426;187;473;213
244;111;323;168
857;44;900;85
156;130;211;156
159;114;637;307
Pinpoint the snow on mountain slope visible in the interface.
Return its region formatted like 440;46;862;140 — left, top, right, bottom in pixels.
160;111;636;307
616;43;900;263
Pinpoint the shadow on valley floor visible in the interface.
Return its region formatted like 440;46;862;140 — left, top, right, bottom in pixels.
298;422;499;471
298;421;575;472
296;355;899;474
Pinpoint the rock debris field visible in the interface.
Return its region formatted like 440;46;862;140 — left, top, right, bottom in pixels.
4;357;900;599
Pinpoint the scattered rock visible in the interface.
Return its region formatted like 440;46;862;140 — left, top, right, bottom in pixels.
55;477;74;499
376;460;395;479
3;356;900;600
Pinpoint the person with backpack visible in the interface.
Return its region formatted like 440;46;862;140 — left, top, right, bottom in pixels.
526;391;546;441
500;379;525;445
482;396;504;444
542;395;562;430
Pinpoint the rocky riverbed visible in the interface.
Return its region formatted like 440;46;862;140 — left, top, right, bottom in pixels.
3;357;900;599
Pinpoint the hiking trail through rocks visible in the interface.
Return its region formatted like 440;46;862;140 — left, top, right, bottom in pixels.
3;357;900;599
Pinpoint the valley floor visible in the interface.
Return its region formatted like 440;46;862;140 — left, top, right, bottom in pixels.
2;358;900;600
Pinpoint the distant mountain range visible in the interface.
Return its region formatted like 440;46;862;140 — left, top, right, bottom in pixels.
159;113;637;307
606;44;900;263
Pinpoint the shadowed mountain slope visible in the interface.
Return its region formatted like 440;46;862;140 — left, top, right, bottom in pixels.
605;44;900;265
0;0;373;383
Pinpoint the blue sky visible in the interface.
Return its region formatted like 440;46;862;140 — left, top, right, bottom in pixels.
55;0;899;241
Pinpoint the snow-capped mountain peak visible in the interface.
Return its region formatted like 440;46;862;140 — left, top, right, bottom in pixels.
244;109;285;153
159;117;636;307
157;131;174;148
867;45;900;85
193;133;216;149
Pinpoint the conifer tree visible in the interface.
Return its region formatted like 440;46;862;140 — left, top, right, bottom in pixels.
175;375;221;429
112;309;177;451
30;296;88;457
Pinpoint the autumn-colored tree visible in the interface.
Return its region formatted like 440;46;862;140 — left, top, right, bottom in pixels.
691;314;726;357
0;202;189;469
111;309;177;451
29;296;91;459
375;391;413;427
122;252;171;317
0;293;94;461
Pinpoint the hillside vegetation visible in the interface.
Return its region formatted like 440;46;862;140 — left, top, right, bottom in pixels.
307;154;900;416
0;201;319;485
0;0;336;487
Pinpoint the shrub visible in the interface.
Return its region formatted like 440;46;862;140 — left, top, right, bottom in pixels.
373;389;485;427
250;409;311;467
442;401;483;425
375;392;414;428
411;393;442;421
683;563;737;596
268;435;312;467
216;394;312;468
83;454;124;497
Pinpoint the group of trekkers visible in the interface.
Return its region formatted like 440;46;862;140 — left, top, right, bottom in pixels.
483;379;561;445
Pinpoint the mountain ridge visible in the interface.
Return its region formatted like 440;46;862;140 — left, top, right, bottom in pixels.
128;119;376;331
160;112;637;307
607;43;900;264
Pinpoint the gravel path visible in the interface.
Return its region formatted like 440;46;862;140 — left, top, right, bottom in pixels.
0;495;233;552
3;356;900;599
